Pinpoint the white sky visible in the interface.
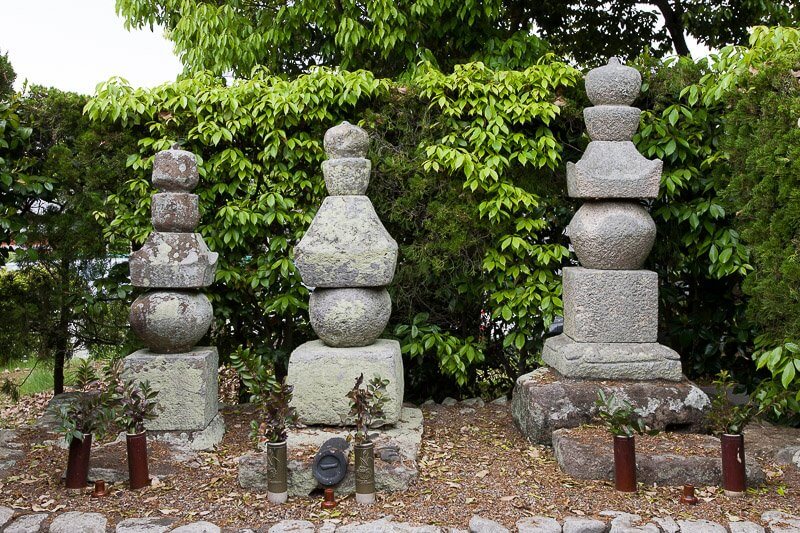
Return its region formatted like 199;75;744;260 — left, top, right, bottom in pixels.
0;1;708;97
0;0;183;95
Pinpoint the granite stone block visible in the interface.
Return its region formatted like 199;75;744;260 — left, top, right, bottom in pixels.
563;267;658;343
130;232;218;289
294;196;397;288
286;339;403;426
123;347;218;431
567;201;656;269
566;141;661;199
309;287;391;347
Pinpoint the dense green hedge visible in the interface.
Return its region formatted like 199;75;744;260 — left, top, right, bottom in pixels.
86;60;582;399
713;28;800;422
83;28;800;415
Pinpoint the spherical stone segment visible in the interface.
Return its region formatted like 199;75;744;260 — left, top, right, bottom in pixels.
585;57;642;106
152;149;199;192
568;201;656;269
322;158;371;195
129;291;213;353
584;105;642;141
309;287;391;347
151;192;200;232
323;121;370;159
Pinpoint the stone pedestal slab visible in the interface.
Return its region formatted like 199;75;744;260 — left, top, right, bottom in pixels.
541;334;682;381
563;267;658;343
566;141;661;199
238;407;421;496
130;232;218;288
511;368;709;444
286;339;404;426
552;428;765;487
123;347;219;431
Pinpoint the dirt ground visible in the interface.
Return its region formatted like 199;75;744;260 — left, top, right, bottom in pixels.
1;396;798;530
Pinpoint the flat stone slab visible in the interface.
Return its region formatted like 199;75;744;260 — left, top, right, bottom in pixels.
50;512;108;533
563;267;658;343
171;522;221;533
512;368;710;444
287;339;404;426
552;426;766;487
123;347;219;432
116;516;176;532
238;407;422;496
4;513;47;533
130;232;217;289
567;141;661;199
294;195;398;288
148;412;226;452
541;334;682;381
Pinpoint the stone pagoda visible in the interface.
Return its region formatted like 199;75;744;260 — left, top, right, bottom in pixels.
512;59;710;444
287;122;404;426
543;57;682;381
123;147;224;450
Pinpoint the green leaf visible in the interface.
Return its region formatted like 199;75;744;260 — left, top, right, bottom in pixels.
781;362;796;389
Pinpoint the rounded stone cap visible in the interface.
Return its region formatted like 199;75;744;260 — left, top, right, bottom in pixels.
324;122;369;159
152;149;199;192
584;105;642;141
585;58;642;106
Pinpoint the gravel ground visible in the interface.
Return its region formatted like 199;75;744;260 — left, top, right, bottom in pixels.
0;396;798;530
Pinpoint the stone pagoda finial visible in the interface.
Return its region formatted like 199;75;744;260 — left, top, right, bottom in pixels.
542;58;682;381
287;122;404;426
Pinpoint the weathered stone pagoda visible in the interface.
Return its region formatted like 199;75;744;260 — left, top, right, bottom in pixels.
543;57;682;381
287;122;404;426
512;59;710;444
123;147;224;450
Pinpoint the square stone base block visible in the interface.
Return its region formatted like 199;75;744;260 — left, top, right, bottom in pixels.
123;347;219;432
238;407;422;496
512;368;710;444
542;333;683;381
564;267;658;343
147;413;225;451
287;339;404;426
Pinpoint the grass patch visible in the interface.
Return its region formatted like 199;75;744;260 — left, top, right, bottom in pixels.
1;357;78;397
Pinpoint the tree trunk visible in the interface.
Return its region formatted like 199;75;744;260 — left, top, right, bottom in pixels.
53;255;71;395
651;0;691;56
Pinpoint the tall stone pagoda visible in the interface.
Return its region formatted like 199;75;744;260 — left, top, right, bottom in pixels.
287;122;404;426
542;58;682;380
123;147;224;449
512;59;710;444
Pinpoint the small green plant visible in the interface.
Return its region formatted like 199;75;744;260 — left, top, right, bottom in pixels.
56;359;112;444
707;370;756;435
230;346;297;446
113;379;161;435
104;359;161;434
595;390;653;437
255;378;298;445
347;373;390;444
